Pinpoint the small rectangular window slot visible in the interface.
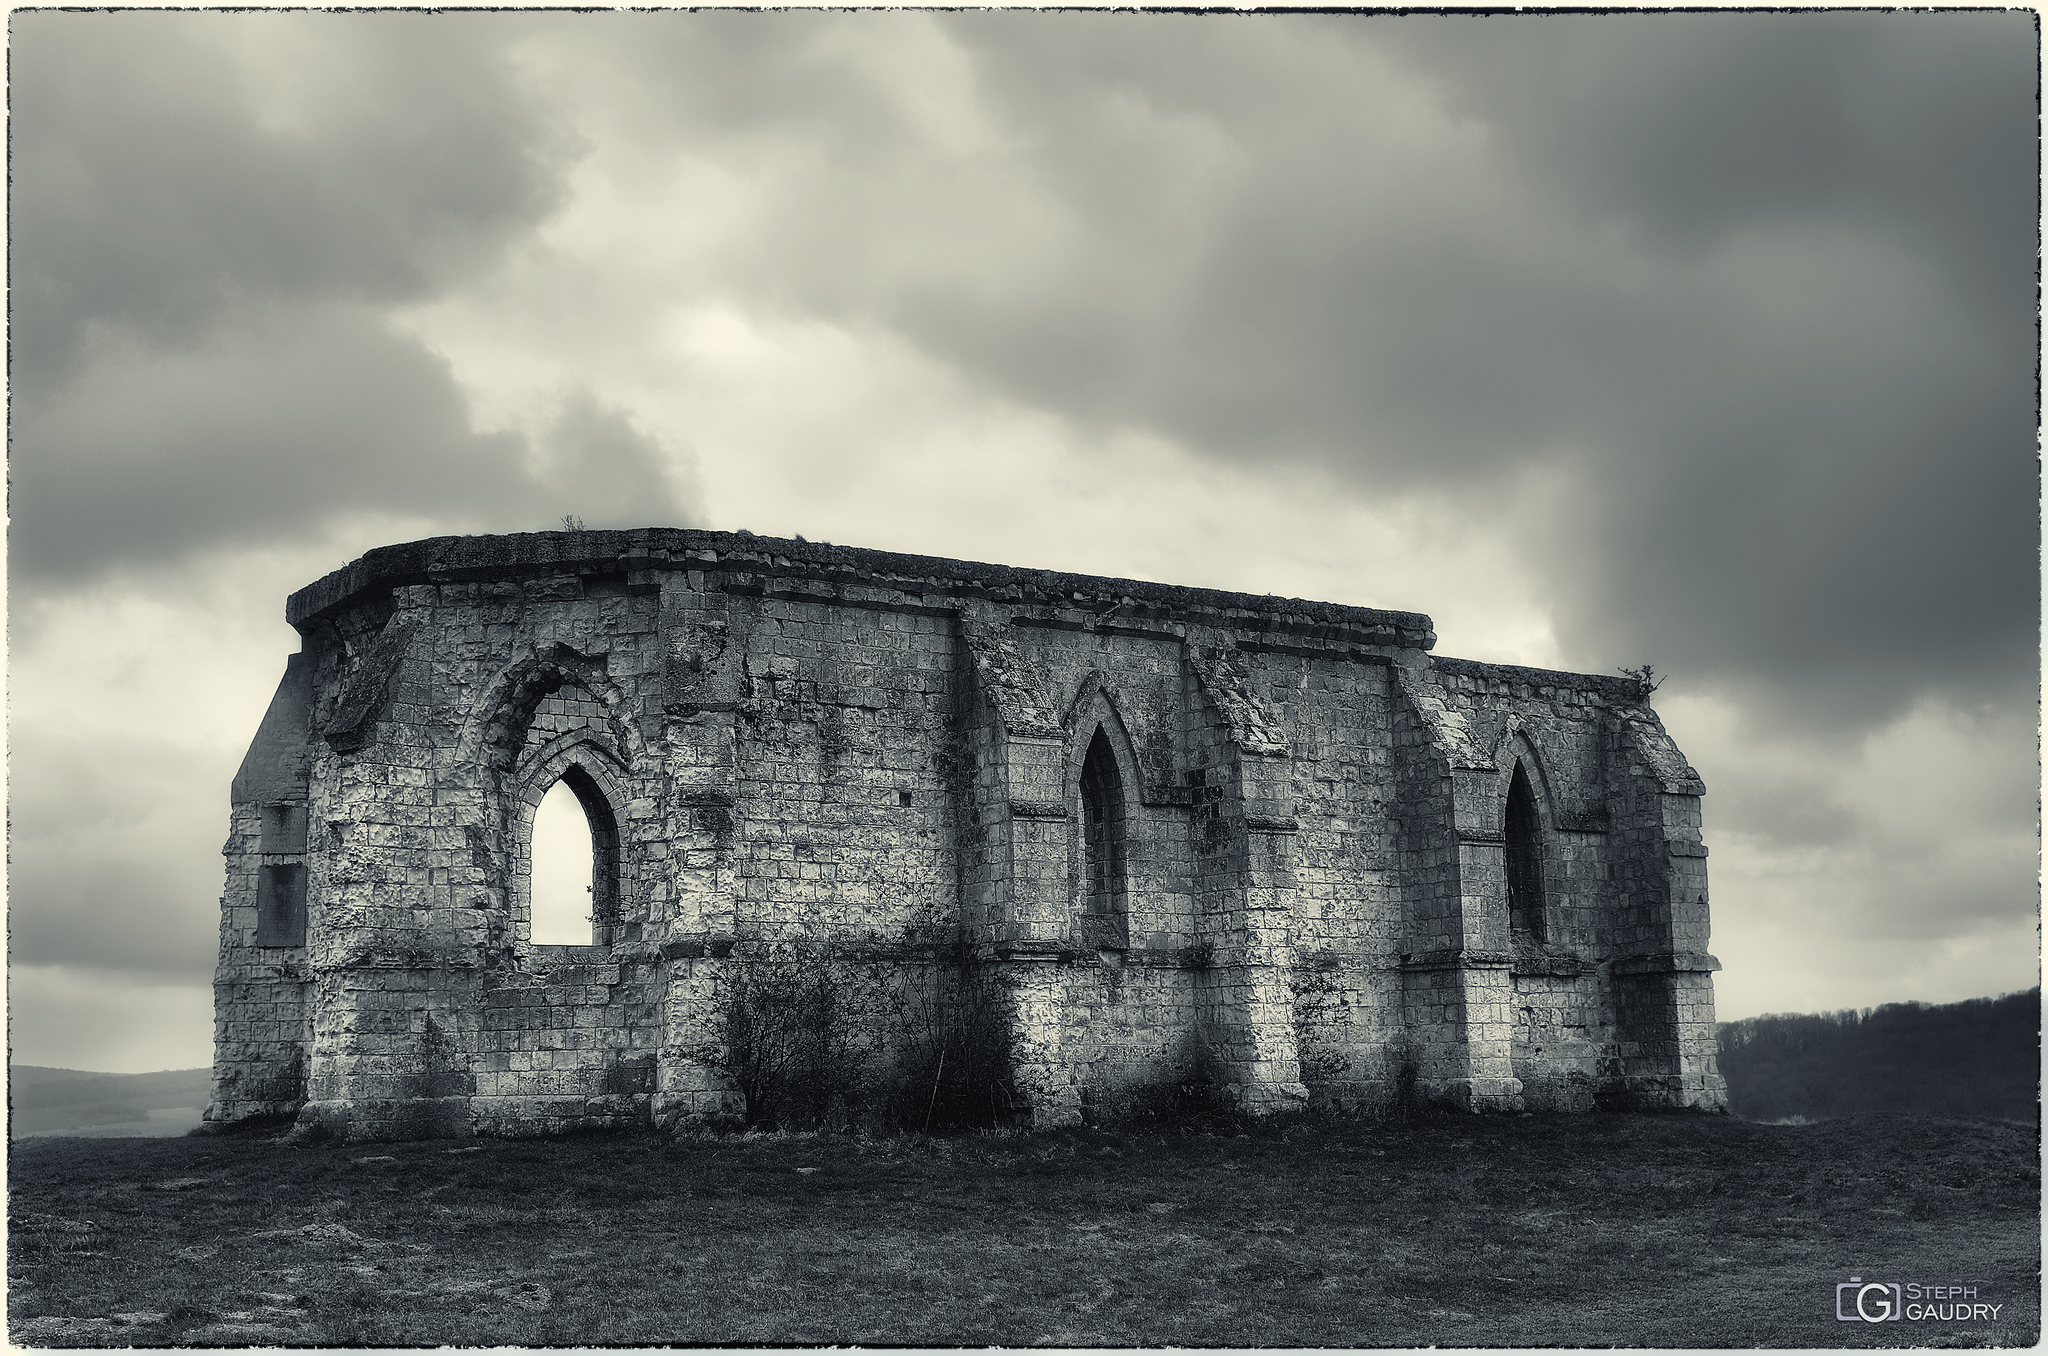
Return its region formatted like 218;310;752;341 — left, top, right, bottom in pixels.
898;790;913;807
256;863;307;947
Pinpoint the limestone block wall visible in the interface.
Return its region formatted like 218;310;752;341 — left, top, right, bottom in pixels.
463;950;663;1137
1385;660;1503;1110
211;805;313;1119
211;654;316;1123
205;528;1723;1140
1430;658;1726;1111
1271;655;1402;1108
729;594;962;944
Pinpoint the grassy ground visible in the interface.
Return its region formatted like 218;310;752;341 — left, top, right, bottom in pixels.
8;1110;2038;1347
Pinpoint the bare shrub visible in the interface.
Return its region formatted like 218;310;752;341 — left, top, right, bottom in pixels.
702;945;883;1130
882;960;1014;1131
698;944;1023;1133
1617;663;1663;700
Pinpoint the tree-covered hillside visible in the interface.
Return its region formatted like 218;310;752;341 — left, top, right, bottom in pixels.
1718;988;2039;1122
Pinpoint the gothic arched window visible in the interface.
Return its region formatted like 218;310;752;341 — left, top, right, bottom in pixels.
1505;760;1546;943
1079;726;1128;949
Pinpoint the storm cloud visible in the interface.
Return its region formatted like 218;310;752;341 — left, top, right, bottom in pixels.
9;11;702;583
599;11;2036;736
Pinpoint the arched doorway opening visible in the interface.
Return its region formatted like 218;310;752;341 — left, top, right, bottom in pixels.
1505;760;1546;943
1079;725;1128;949
526;763;621;947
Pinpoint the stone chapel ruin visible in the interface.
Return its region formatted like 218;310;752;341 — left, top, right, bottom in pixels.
208;529;1726;1140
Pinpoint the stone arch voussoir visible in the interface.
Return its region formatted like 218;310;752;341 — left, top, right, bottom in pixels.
1064;676;1148;797
1490;725;1561;830
460;641;644;777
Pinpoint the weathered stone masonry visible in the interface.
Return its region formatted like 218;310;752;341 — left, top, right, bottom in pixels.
207;529;1726;1140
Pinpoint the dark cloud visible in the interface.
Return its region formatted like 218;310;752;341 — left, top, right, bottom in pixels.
8;857;219;978
529;11;930;145
597;11;2033;737
536;389;704;532
1362;14;2040;731
14;9;2024;685
10;304;701;582
954;13;2035;738
8;11;699;585
15;304;509;578
1374;14;2038;311
9;11;572;390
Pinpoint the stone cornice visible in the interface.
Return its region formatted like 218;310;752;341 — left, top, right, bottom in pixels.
285;528;1437;650
1613;951;1723;976
1431;654;1644;702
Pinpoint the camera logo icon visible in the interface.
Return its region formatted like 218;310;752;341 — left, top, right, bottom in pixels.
1837;1278;1903;1322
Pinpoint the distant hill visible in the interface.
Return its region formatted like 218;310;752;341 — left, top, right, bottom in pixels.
9;1066;213;1137
1718;988;2039;1122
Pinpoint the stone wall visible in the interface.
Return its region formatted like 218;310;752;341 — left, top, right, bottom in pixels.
206;529;1724;1140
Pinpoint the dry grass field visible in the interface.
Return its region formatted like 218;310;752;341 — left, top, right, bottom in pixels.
8;1110;2038;1348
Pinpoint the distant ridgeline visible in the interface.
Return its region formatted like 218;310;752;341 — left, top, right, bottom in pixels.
8;1067;214;1136
1717;989;2040;1122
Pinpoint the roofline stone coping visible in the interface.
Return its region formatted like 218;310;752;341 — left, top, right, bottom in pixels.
285;528;1438;649
1431;654;1646;702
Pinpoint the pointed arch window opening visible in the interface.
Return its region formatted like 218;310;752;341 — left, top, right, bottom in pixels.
1079;725;1130;951
1504;760;1547;944
528;763;622;948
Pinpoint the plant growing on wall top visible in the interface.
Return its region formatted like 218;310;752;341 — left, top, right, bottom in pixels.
1617;664;1663;701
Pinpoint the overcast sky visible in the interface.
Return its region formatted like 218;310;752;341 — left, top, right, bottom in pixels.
9;8;2038;1073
